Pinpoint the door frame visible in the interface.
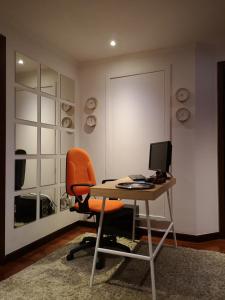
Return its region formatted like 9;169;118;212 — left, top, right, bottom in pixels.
105;66;171;179
0;34;6;263
218;61;225;237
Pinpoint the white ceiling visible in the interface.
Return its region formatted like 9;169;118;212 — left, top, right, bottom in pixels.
1;0;225;62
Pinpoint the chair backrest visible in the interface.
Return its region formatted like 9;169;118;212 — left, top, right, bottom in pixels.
15;149;26;190
66;147;96;196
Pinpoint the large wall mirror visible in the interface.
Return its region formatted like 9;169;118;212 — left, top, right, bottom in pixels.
15;88;37;122
60;74;74;102
15;52;38;89
41;64;57;96
14;52;76;227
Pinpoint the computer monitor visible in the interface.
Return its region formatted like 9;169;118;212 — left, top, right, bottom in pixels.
149;141;172;174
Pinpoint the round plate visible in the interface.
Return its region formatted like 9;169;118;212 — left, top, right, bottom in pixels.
61;103;72;112
62;117;72;128
86;115;97;127
175;88;190;102
85;97;97;110
116;182;155;190
176;108;191;122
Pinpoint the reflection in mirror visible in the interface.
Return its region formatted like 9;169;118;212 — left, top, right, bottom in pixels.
41;128;55;154
41;159;56;186
15;158;37;190
41;65;57;96
61;102;74;129
60;131;74;154
60;157;66;183
14;194;37;228
60;186;71;211
60;74;74;102
16;124;37;154
15;52;38;89
41;97;56;125
40;188;57;218
15;89;37;122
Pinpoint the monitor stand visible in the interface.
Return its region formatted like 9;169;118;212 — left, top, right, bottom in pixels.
146;170;167;184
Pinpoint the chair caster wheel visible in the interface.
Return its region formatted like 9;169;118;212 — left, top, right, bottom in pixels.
66;253;74;261
96;261;104;270
96;257;105;270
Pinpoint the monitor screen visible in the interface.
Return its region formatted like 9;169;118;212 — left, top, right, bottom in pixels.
149;141;172;173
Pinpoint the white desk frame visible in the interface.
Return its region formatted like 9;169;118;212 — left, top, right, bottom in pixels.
89;177;177;300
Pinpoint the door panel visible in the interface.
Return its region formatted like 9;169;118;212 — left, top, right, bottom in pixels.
106;70;170;217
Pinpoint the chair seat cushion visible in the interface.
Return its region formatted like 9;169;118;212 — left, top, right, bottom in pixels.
74;198;124;213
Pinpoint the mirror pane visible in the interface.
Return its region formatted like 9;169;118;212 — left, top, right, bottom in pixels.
16;124;37;154
60;157;66;183
41;128;55;154
15;52;38;89
15;89;37;122
15;159;37;190
41;97;56;125
60;131;74;154
41;65;57;96
40;188;57;218
60;74;74;102
14;194;37;228
60;187;71;211
41;159;56;186
61;102;74;129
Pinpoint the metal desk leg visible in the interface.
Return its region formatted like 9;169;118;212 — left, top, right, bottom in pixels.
132;200;137;241
90;197;106;287
145;200;156;300
167;190;177;248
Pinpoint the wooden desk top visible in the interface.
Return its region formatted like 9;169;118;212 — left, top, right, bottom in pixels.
90;177;176;201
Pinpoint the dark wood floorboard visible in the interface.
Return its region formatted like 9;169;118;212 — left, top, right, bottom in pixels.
0;225;225;281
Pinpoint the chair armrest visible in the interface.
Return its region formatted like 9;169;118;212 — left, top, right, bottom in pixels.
102;179;117;184
71;183;94;187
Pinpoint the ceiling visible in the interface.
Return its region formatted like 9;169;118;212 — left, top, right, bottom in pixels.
1;0;225;62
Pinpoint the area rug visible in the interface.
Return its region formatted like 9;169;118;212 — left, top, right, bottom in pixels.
109;242;225;299
0;234;225;300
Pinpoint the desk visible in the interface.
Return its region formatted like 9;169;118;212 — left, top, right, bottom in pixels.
90;177;177;300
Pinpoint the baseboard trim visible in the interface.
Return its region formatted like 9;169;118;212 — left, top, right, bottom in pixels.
150;230;221;242
77;220;221;242
2;220;221;264
76;220;96;228
3;222;79;264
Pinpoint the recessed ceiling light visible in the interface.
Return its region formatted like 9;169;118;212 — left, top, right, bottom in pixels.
110;40;116;47
18;59;24;65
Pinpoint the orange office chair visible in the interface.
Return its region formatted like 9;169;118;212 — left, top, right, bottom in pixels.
66;147;130;269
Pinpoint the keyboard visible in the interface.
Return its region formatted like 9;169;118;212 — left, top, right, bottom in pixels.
129;174;146;181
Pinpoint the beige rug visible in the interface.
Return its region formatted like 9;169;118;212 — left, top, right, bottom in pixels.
1;233;225;299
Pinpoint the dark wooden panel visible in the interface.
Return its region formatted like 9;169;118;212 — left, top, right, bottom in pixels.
218;62;225;237
0;34;6;263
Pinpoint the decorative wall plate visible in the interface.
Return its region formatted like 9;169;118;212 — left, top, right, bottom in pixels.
85;97;97;110
86;115;97;127
175;88;190;102
62;117;72;128
61;103;72;112
176;108;191;122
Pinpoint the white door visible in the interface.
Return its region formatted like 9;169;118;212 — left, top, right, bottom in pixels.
106;69;171;217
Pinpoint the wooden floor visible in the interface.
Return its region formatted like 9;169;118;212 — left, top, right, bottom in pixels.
1;225;225;282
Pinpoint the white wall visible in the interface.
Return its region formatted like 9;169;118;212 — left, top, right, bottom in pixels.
1;24;81;254
78;46;199;235
2;20;221;252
